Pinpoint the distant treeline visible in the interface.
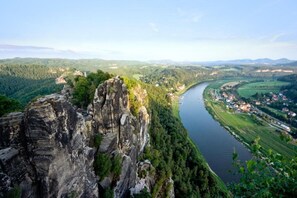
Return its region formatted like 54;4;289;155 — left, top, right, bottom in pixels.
279;74;297;103
0;63;63;106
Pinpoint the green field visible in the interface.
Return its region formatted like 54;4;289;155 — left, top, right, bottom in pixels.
237;81;290;98
205;82;297;158
264;106;287;117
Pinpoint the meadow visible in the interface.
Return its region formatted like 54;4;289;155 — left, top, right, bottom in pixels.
237;81;290;98
204;81;297;158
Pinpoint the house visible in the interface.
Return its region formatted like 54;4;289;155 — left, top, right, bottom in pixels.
55;76;67;84
228;94;235;101
222;92;228;98
272;94;278;101
73;70;84;76
240;103;251;112
282;107;289;112
177;84;185;91
288;111;296;117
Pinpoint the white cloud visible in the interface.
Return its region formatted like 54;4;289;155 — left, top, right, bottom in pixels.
149;22;159;33
270;33;287;43
177;8;204;23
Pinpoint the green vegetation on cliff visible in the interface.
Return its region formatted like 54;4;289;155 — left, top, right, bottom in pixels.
71;70;112;108
140;83;229;197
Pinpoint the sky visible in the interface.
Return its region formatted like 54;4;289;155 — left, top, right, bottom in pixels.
1;0;297;61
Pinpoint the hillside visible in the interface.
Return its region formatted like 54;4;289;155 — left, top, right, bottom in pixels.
0;70;229;197
0;63;63;105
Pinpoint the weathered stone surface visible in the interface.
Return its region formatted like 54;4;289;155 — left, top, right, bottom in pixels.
24;94;97;198
92;77;150;197
130;160;155;195
0;112;23;149
0;76;151;198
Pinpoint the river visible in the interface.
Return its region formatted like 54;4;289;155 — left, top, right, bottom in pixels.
179;82;252;183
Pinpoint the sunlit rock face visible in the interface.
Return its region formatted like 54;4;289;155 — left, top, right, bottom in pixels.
0;77;151;198
92;77;150;197
24;93;97;197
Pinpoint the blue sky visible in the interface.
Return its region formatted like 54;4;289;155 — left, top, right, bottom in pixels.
1;0;297;61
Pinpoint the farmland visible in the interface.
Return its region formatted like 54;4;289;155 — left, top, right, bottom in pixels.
237;81;290;98
204;81;297;158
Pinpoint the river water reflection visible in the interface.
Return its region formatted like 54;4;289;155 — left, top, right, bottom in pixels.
179;82;252;183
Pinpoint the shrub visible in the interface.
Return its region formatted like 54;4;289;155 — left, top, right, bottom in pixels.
94;153;112;180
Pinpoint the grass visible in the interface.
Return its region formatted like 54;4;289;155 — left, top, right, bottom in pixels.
132;74;143;80
237;81;290;98
264;106;287;117
204;82;297;159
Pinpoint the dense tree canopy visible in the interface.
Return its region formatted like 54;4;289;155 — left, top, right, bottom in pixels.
0;64;63;106
230;138;297;197
72;70;112;108
140;83;229;197
0;95;21;116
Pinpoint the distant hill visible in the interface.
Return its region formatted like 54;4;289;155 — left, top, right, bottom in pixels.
149;58;295;66
277;61;297;67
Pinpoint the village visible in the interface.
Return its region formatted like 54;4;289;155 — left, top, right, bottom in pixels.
209;84;296;134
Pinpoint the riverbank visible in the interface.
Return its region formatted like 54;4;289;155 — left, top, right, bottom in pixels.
170;81;229;190
186;136;229;192
178;82;252;183
203;81;297;159
172;80;210;118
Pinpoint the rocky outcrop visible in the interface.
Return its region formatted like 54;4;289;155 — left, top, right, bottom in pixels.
24;94;97;197
0;77;150;198
130;160;155;195
91;77;149;197
0;94;98;197
0;112;23;149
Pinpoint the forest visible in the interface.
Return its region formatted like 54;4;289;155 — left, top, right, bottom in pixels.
0;63;63;106
1;59;297;197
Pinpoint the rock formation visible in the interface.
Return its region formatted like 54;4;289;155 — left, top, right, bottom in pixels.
0;76;151;198
92;77;149;197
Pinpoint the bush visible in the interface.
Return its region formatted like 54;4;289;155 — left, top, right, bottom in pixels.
133;187;151;198
93;133;103;148
94;153;112;180
111;155;122;178
72;70;111;108
0;95;21;116
122;77;141;116
229;138;297;197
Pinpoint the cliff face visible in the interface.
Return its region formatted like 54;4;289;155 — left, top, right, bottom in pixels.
0;77;150;198
92;77;150;197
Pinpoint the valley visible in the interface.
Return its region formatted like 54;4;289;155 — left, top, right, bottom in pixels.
1;58;297;197
204;80;297;158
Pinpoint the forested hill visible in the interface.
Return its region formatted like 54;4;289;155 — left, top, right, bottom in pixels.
0;63;63;105
0;64;229;197
0;58;144;72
